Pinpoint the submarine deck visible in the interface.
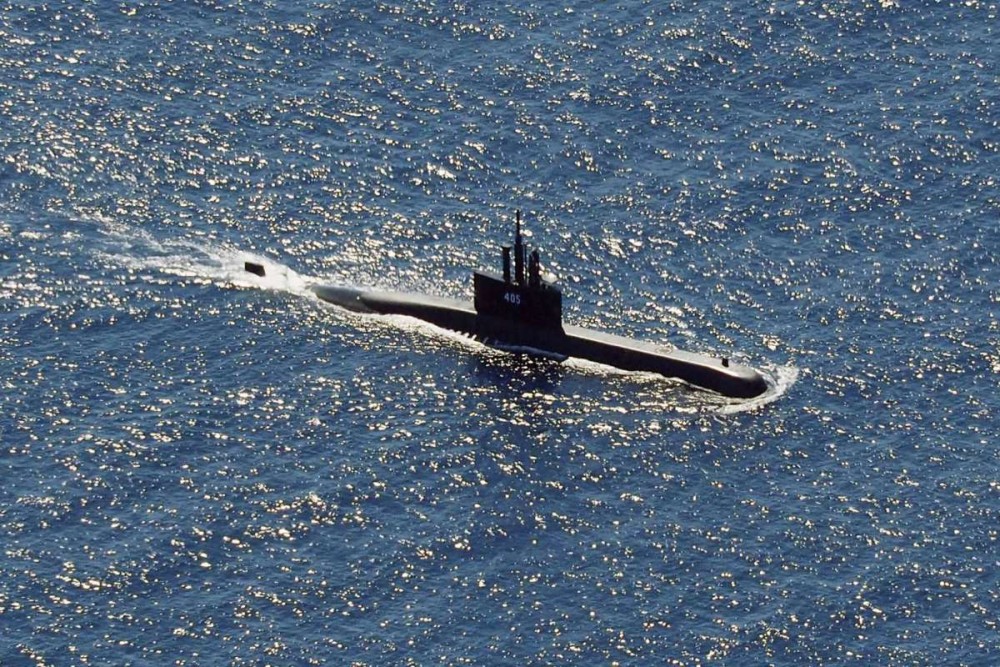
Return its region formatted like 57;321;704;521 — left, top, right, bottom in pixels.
309;284;767;398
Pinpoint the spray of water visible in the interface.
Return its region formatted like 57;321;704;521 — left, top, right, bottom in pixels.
710;365;801;414
93;220;313;298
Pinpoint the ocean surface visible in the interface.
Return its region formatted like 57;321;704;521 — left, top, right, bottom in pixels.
1;1;997;664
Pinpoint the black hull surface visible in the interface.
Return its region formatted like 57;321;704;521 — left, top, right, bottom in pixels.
310;284;768;399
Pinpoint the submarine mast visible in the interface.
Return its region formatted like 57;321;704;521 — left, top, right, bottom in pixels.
513;210;526;285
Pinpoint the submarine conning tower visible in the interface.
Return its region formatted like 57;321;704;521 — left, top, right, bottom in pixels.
473;210;563;330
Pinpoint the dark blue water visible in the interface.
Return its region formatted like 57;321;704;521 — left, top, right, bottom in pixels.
2;1;997;664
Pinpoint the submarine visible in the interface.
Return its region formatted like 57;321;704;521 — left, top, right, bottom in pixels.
245;213;768;398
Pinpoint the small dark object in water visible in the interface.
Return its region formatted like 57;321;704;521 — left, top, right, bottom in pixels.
244;261;265;277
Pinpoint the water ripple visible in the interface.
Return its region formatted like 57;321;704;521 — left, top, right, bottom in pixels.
2;1;998;664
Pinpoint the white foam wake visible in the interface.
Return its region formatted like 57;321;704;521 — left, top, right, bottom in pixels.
711;364;801;414
93;220;312;298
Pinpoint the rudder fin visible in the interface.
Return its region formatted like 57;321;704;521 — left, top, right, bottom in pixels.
245;261;266;277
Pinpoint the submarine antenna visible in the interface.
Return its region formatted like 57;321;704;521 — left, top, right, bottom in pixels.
514;210;526;285
529;249;541;288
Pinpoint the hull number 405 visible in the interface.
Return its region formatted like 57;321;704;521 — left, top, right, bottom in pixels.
504;292;521;305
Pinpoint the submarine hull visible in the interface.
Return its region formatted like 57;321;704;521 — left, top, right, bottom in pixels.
309;284;768;399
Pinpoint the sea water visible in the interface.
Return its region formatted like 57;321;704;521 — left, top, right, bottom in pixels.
1;2;997;664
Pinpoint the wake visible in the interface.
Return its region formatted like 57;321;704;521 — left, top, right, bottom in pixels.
94;220;312;298
710;364;800;414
